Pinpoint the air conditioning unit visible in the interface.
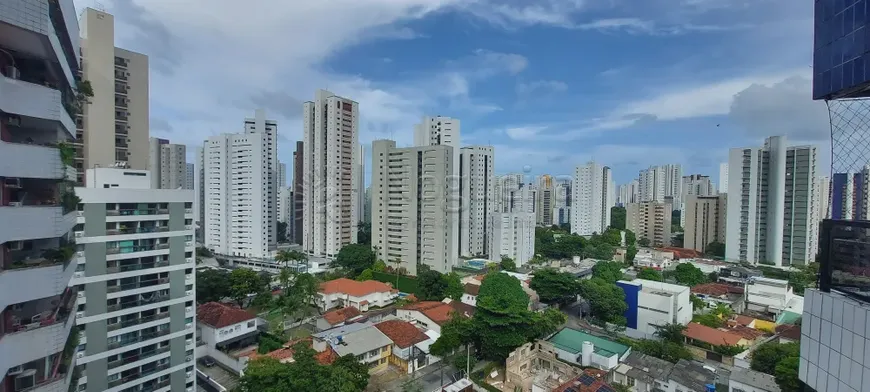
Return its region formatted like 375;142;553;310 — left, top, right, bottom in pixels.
5;66;20;80
14;371;35;391
5;115;21;126
9;241;23;251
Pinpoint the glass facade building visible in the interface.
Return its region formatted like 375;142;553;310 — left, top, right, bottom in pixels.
814;0;870;99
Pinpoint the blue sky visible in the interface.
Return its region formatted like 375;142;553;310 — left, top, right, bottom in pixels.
73;0;828;185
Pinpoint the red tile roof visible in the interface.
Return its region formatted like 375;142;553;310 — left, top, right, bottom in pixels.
683;322;745;346
733;315;755;327
776;324;802;341
402;301;469;325
375;320;429;348
464;283;480;296
197;302;256;329
245;337;338;365
553;369;611;392
691;283;744;297
728;325;766;340
449;301;477;318
657;247;702;259
321;307;361;326
319;278;392;297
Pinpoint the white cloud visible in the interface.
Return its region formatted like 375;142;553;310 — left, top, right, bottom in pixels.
729;76;828;141
516;80;568;96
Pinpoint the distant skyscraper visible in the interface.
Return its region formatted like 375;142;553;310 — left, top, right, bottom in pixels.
810;175;831;262
536;175;555;226
185;162;194;190
204;110;277;257
302;90;359;258
355;143;366;226
831;167;870;220
414;115;460;265
553;180;571;225
490;181;536;266
371;140;455;274
627;202;672;247
293;141;304;245
682;174;715;198
195;147;205;241
719;162;729;194
148;137;186;189
459;146;494;258
637;164;682;210
725;136;817;266
278;162;287;188
572;162;615;235
683;195;727;253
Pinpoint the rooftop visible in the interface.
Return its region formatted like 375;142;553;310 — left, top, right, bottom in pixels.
691;283;744;297
552;369;613;392
669;360;717;391
374;320;429;348
730;367;781;392
319;324;393;357
244;337;338;365
319;278;393;297
197;302;256;329
682;322;745;346
620;352;675;384
464;283;480;296
402;301;470;325
321;306;362;326
546;328;630;358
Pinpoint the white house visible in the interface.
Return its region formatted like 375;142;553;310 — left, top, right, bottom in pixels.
745;277;804;317
197;302;259;348
461;284;479;307
316;278;397;312
728;367;781;392
396;301;475;334
616;279;693;339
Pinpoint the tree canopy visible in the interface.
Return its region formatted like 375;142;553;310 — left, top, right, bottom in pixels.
610;206;626;230
636;267;663;281
578;278;627;325
444;272;464;301
673;263;707;286
591;261;624;282
238;343;370;392
196;268;231;303
705;241;725;257
274;270;319;320
652;323;686;343
357;221;371;245
530;268;581;306
335;244;376;274
418;270;448;300
229;268;267;307
750;342;805;391
535;227;586;259
638;238;651;247
500;256;517;272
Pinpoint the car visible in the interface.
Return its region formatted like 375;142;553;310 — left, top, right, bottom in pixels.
201;357;215;367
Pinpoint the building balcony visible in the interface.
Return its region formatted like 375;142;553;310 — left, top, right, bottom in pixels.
106;260;170;274
107;277;170;293
107;345;170;370
107;293;171;313
108;363;171;389
124;377;171;392
0;241;76;314
0;205;77;244
107;208;169;217
1;288;76;340
107;312;170;332
0;141;74;180
107;329;171;351
0;74;75;137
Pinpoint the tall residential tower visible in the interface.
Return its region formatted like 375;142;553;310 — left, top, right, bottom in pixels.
458;146;494;258
571;162;614;236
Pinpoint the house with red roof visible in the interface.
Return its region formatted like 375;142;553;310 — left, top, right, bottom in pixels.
197;302;259;351
374;320;437;374
315;306;362;331
395;300;474;333
682;322;750;366
316;278;397;312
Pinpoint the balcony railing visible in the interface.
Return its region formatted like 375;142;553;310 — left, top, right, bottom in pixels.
107;226;170;236
107;312;170;332
5;244;75;270
107;260;169;274
107;209;166;216
818;219;870;302
107;329;171;350
107;277;170;293
107;245;160;255
108;345;170;369
107;293;170;312
3;288;76;336
108;363;171;388
127;378;171;392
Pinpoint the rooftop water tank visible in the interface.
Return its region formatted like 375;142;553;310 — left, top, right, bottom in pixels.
581;341;594;366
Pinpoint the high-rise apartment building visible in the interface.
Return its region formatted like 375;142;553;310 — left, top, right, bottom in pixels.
414;116;460;148
718;162;729;194
203;110;277;258
354;143;365;226
536;175;554;226
490;183;535;266
626;202;672;247
194;147;205;243
725;136;817;266
0;0;81;388
553;181;571;226
683;195;727;253
682;174;715;198
831;168;869;220
637;164;682;210
184;163;194;191
810;176;830;261
458;146;494;258
616;180;640;207
293;141;303;245
371;140;455;275
73;168;196;392
148;137;186;190
278;162;287;188
664;164;683;211
571;162;614;236
278;187;292;224
76;8;149;184
302;90;359;258
494;174;525;213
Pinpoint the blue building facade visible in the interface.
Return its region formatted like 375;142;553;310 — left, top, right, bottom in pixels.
814;0;870;99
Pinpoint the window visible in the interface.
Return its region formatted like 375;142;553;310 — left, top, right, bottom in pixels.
247;320;255;328
627;377;635;387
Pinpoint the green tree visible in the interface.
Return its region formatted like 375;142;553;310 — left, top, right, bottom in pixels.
636;267;663;281
418;270;447;300
500;256;517;272
443;272;464;301
705;241;726;257
671;210;680;226
356;269;373;281
335;244;376;274
529;268;581;306
196;268;230;303
357;221;371;245
624;230;637;246
196;247;213;257
750;342;800;375
239;343;370;392
671;224;684;233
578;278;627;325
598;228;623;247
274;272;319;319
689;294;706;310
652;323;687;343
625;245;638;263
708;271;719;282
774;357;801;392
610;206;626;230
638;237;651;247
276;221;288;243
229;268;264;308
693;313;725;328
673;263;707;286
452;353;477;373
372;259;387;272
592;261;624;282
331;354;371;392
630;339;693;363
239;357;296;392
585;242;615;260
401;380;424;392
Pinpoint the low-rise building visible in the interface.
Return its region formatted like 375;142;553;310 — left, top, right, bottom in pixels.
682;322;749;366
505;341;582;392
315;306;362;331
396;301;474;333
608;352;675;392
316;278;397;312
691;283;745;312
552;369;613;392
728;367;781;392
461;284;479;307
718;265;762;287
197;302;259;349
632;249;675;270
667;360;718;392
374;320;437;374
680;258;729;274
616;279;693;339
745;277;804;317
545;328;631;370
312;322;393;374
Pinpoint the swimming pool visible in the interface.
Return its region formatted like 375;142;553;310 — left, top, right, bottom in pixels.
465;259;490;270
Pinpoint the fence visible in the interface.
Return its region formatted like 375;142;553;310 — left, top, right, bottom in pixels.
371;271;419;294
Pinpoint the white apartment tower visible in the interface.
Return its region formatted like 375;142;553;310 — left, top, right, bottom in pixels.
536;175;555;226
0;0;81;389
277;162;287;188
458;146;494;258
194;147;205;242
73;168;197;392
682;174;715;198
719;162;729;194
553;181;571;226
637;164;682;209
414;116;460;265
76;8;149;184
810;176;831;261
203;110;277;258
148;137;186;189
185;163;194;190
302;90;359;258
572;162;615;236
371;140;456;275
490;183;536;266
725;136;817;266
494;173;525;213
355;143;366;226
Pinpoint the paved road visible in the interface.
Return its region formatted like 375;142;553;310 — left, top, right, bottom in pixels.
379;363;461;392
